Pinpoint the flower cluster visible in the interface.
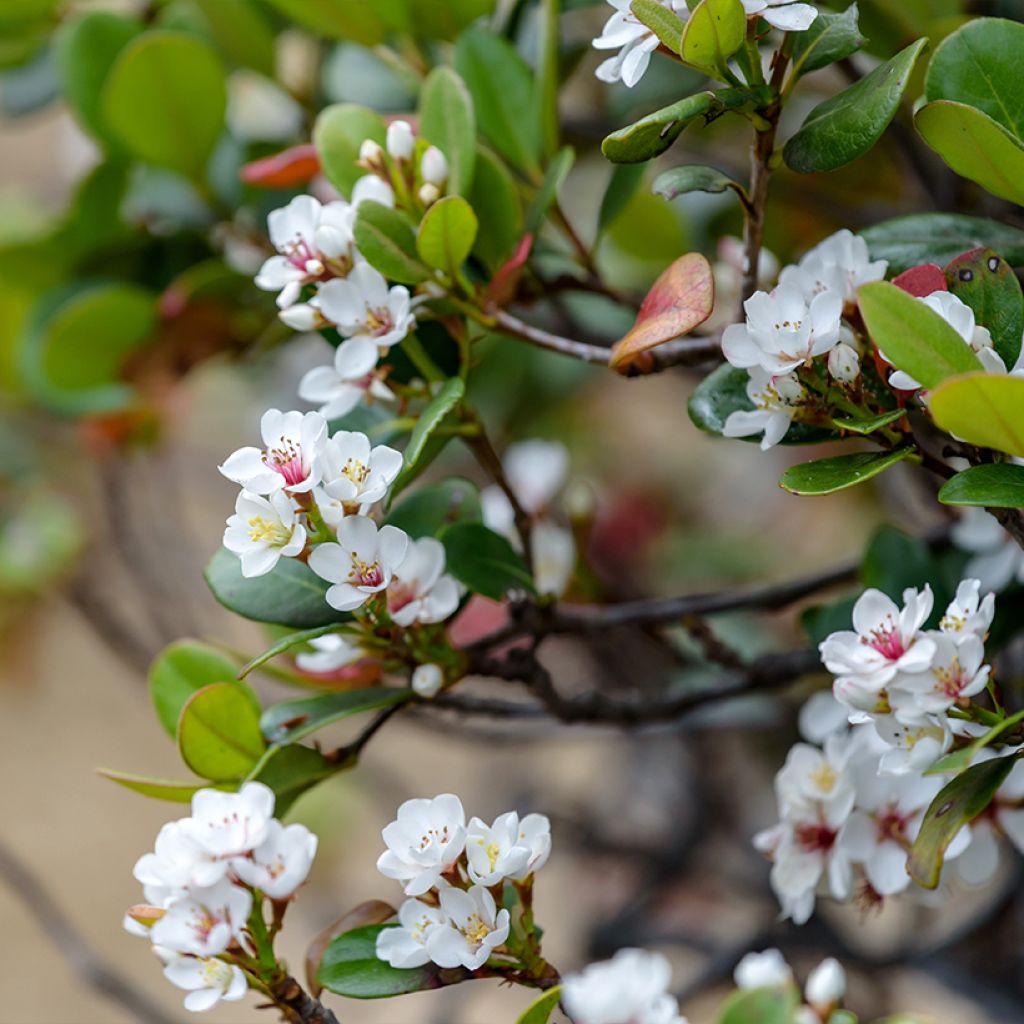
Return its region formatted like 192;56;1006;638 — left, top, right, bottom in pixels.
374;794;551;971
562;948;688;1024
124;783;317;1013
757;579;1024;922
735;949;846;1022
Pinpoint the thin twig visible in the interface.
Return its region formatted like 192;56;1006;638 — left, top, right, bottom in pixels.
270;975;341;1024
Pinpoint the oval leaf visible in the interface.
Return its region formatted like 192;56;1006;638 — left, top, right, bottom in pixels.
313;103;386;197
602;91;715;164
631;0;684;53
419;66;476;195
517;987;563;1024
178;682;266;781
261;688;412;745
405;377;465;469
929;373;1024;458
248;743;336;816
652;164;744;202
717;985;801;1024
945;247;1023;368
385;478;482;538
779;449;914;496
469;147;522;272
790;5;864;79
416;196;478;275
682;0;746;76
306;901;397;998
938;463;1024;508
97;769;218;804
354;200;430;285
440;522;536;599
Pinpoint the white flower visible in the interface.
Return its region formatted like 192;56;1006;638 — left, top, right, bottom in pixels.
592;0;689;89
532;520;577;597
953;508;1024;592
232;819;317;898
386;120;415;161
387;536;461;626
134;820;219;891
780;229;885;306
798;690;849;744
352;174;395;208
722;284;842;374
705;236;779;335
502;439;570;515
804;958;845;1011
940;578;995;642
223;490;306;578
219;409;327;495
318;430;402;511
955;754;1024;885
426;886;511;970
150;879;252;957
359;139;384;165
299;336;395;422
421;146;448;186
741;0;818;31
181;783;277;861
314;262;415;349
411;663;443;698
562;948;688;1024
255;195;357;309
827;341;860;383
820;586;936;698
376;794;467;896
872;713;952;775
722;367;806;451
466;811;551;886
774;738;857;822
734;949;793;990
888;633;989;723
308;517;409;612
375;899;448;968
163;955;248;1013
296;633;365;674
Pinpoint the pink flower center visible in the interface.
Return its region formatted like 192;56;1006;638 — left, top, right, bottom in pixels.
366;306;394;337
795;822;836;853
863;622;905;661
875;806;910;843
265;441;307;486
349;556;383;588
284;236;317;271
387;581;416;614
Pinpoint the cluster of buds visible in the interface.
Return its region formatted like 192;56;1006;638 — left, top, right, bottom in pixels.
360;118;450;211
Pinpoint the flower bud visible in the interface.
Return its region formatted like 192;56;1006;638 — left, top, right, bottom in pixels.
804;957;845;1011
793;1008;819;1024
773;371;803;404
386;120;415;161
359;139;384;165
279;303;320;331
418;183;440;207
420;145;448;185
412;663;443;698
827;342;860;383
734;949;792;991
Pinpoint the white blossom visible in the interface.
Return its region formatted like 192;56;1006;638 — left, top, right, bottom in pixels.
562;948;688;1024
956;754;1024;885
375;899;448;968
804;957;845;1011
940;578;996;642
219;409;327;495
298;337;394;422
871;714;953;775
798;690;849;744
466;811;551;886
376;794;467;896
425;885;511;970
734;948;793;990
134;820;222;891
722;367;806;451
953;509;1024;592
352;174;395;208
779;229;885;306
308;517;409;612
827;341;860;383
887;633;989;723
411;663;443;698
386;119;415;161
163;954;248;1013
387;536;461;626
223;490;306;578
295;633;365;674
150;879;252;957
232;819;318;898
314;262;415;349
420;145;448;186
180;783;277;864
774;737;857;822
317;430;402;511
592;0;689;89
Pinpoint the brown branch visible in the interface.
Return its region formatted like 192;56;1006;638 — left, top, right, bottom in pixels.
270;976;340;1024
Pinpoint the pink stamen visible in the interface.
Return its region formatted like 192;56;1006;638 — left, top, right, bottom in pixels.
864;624;905;660
265;441;307;486
795;823;836;853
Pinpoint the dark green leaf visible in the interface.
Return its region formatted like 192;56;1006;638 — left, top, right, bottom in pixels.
517;987;563;1024
929;373;1024;458
779;449;913;496
602;90;716;164
319;924;447;998
469;147;522;272
716;984;801;1024
525;146;574;236
631;0;684;53
417;196;478;275
908;754;1018;888
860;525;934;601
261;688;412;745
652;164;745;202
354;200;430;285
419;66;476;195
597;163;646;238
790;4;864;79
783;38;927;173
534;0;560;158
405;377;465;469
832;408;905;435
314;103;387;197
178;682;266;781
939;463;1024;508
193;0;276;76
262;0;389;45
945;248;1023;368
248;743;337;816
385;478;482;538
439;522;535;599
204;547;346;628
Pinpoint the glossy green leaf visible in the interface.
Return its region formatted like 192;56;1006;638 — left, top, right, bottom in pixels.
417;196;478;275
652;164;745;202
779;449;914;496
385;478;482;538
97;769;218;803
602;91;715;164
938;463;1024;508
525;146;574;236
858;280;983;389
419;66;476;195
832;408;905;435
946;247;1023;368
262;0;389;45
631;0;684;53
314;103;387;197
535;0;560;158
929;373;1024;457
354;200;430;285
100;31;226;176
455;28;540;174
860;525;935;601
790;4;865;79
178;682;266;781
517;987;563;1024
469;147;522;272
908;753;1017;888
247;743;337;816
318;924;445;998
405;377;465;469
717;984;801;1024
149;640;248;738
261;688;412;745
238;625;345;679
681;0;746;76
915;100;1024;207
926;709;1024;778
784;38;926;173
440;522;535;599
194;0;276;76
204;547;346;628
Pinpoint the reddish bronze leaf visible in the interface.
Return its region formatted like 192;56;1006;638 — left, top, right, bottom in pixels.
241;144;320;188
893;263;947;297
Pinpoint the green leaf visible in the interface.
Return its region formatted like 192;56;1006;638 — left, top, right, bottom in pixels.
681;0;746;76
945;248;1023;369
178;682;266;781
929;373;1024;458
405;377;465;469
832;408;905;435
716;984;801;1024
517;987;563;1024
915;100;1024;207
827;1013;858;1024
204;547;346;628
525;146;574;236
416;196;478;276
926;708;1024;778
652;164;745;202
354;200;431;285
908;753;1017;888
602;91;715;164
319;924;445;998
598;163;646;238
97;769;218;803
54;10;140;146
262;0;389;45
779;449;914;496
925;17;1024;139
385;478;482;538
631;0;684;53
534;0;560;158
238;624;345;679
861;213;1024;275
314;103;387;197
783;38;927;173
938;463;1024;508
419;66;476;195
455;27;540;175
469;147;522;272
149;640;249;738
100;31;226;176
261;688;412;745
439;522;535;599
193;0;276;76
860;525;934;601
790;4;865;79
858;280;983;390
247;743;336;816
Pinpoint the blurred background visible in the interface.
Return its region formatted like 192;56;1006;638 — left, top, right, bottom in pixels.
2;1;1024;1021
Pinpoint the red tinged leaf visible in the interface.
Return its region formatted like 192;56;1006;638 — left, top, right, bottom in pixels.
892;263;947;297
486;234;534;309
241;144;320;188
610;252;714;370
